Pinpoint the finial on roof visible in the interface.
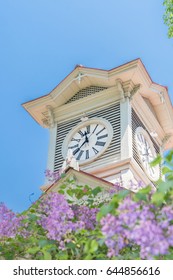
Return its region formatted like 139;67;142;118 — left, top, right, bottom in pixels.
74;64;84;69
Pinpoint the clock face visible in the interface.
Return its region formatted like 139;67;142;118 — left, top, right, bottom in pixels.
62;118;113;165
135;127;160;181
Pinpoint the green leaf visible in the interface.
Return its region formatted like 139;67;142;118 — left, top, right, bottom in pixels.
27;247;40;255
55;252;68;260
58;190;65;195
43;251;52;260
162;166;172;175
84;254;92;260
158;180;173;193
138;185;151;194
165;150;173;162
151;192;165;205
97;204;115;221
59;184;67;189
134;186;152;202
117;190;130;199
90;240;98;253
92;187;102;196
28;213;38;221
66;242;76;249
67;189;74;197
150;154;162;166
38;239;55;248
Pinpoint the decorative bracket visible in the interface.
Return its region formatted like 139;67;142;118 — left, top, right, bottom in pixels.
42;106;55;128
115;79;125;102
129;84;141;100
115;80;141;102
161;133;172;151
159;91;165;103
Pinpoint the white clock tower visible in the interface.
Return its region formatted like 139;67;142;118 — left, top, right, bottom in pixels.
23;59;173;193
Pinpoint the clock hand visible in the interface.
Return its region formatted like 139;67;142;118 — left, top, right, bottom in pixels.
73;131;90;156
79;139;87;149
83;131;89;142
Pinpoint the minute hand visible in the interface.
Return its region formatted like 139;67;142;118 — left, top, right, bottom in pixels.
79;140;87;149
73;137;89;155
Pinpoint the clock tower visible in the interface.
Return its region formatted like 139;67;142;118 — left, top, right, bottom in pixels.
23;59;173;192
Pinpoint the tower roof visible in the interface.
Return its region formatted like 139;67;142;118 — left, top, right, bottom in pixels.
22;58;173;149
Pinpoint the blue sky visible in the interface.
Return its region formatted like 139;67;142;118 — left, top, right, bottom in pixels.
0;0;173;212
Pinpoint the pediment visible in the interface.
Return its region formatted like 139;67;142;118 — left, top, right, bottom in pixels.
41;167;116;194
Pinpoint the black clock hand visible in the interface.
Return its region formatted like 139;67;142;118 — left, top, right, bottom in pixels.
73;131;90;155
73;139;87;155
79;139;87;149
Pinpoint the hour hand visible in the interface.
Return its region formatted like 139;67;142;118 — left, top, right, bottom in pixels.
84;131;89;142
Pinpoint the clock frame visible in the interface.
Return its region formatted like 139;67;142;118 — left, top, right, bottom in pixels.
62;117;113;165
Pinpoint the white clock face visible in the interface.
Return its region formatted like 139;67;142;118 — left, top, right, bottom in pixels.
135;127;159;181
62;118;113;165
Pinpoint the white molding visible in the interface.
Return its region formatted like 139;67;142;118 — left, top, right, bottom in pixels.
46;126;57;177
132;94;164;146
53;87;121;123
120;98;133;160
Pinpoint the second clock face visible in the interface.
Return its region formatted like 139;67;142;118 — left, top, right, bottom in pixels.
62;118;113;164
135;127;160;181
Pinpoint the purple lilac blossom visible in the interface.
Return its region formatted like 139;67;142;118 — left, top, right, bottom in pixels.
72;205;98;230
44;169;61;182
38;193;85;249
101;197;173;259
0;203;23;238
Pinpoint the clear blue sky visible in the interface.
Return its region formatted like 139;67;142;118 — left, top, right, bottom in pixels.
0;0;173;212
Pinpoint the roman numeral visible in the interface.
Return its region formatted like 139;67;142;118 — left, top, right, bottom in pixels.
78;130;84;137
73;147;80;155
137;134;144;143
96;127;106;136
76;150;84;160
86;150;89;159
92;124;99;134
71;138;81;142
92;147;99;154
68;144;79;149
95;141;106;146
86;125;90;134
97;134;108;140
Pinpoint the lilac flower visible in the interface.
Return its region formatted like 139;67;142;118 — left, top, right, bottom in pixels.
101;213;126;256
100;197;173;259
129;220;169;259
44;169;61;182
0;203;23;238
38;193;85;249
72;205;98;230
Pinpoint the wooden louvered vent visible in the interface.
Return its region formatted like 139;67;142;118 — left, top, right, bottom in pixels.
65;86;108;104
54;102;121;171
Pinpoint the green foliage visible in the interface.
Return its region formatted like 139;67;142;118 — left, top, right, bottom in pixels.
163;0;173;38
